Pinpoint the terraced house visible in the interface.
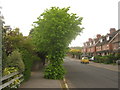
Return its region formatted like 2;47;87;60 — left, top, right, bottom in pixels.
82;28;120;57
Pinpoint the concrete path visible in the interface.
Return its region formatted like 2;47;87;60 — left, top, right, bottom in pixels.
20;62;61;88
20;71;61;88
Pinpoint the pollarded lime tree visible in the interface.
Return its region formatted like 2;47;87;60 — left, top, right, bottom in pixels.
31;7;84;79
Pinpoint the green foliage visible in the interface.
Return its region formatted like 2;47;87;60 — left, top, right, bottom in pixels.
2;27;40;81
100;56;108;63
20;50;33;81
69;49;82;59
3;67;21;89
32;7;83;52
105;54;117;64
2;28;24;71
6;50;25;72
31;7;83;79
32;55;41;61
115;53;120;60
44;63;65;79
2;51;8;69
19;37;40;81
3;28;23;55
94;55;102;63
3;67;18;76
94;54;117;64
44;53;66;79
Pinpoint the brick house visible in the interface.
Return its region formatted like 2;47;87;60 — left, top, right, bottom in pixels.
109;29;120;54
82;34;101;57
96;28;119;56
82;28;120;57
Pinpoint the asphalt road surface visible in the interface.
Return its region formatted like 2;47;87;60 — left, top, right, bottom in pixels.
63;57;118;88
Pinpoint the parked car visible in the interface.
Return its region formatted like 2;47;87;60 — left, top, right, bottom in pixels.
81;57;89;64
89;56;94;61
116;60;120;65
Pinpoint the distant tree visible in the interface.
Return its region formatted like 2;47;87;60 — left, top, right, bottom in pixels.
32;7;84;79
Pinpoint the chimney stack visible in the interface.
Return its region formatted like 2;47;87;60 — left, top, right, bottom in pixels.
110;28;116;34
88;38;92;41
96;34;101;38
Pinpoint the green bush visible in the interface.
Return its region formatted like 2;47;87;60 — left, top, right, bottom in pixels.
44;54;66;80
44;63;65;79
6;50;25;72
102;56;109;64
94;54;116;64
106;54;116;64
99;56;105;63
3;67;18;76
3;67;21;89
94;55;101;63
115;53;120;60
20;50;33;81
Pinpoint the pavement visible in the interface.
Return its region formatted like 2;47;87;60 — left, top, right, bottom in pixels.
89;61;118;72
20;71;61;88
19;62;62;88
64;57;118;88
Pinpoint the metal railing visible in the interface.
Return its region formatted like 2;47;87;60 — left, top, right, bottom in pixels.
0;71;24;89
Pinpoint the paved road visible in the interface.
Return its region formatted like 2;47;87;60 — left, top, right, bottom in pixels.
63;57;118;88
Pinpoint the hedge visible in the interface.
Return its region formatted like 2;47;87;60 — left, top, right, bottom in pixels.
94;54;119;64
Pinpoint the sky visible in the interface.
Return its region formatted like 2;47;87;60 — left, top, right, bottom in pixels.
0;0;119;47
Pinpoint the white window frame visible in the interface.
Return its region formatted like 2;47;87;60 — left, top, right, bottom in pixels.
106;36;109;41
100;39;102;42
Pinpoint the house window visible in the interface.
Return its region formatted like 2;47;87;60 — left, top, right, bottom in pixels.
106;36;109;41
100;39;102;42
109;37;112;40
90;42;92;46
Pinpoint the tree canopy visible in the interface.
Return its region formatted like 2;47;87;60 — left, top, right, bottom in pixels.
31;7;84;79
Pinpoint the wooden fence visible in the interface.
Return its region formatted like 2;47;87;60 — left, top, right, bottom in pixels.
0;71;24;89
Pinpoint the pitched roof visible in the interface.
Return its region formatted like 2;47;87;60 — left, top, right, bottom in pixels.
96;30;119;46
108;29;120;43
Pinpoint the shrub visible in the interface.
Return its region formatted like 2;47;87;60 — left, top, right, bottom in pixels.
102;56;109;64
106;54;115;64
44;63;65;79
6;50;25;73
94;54;116;64
115;53;120;60
44;54;66;80
3;67;18;76
94;55;101;63
99;56;105;63
20;50;33;81
3;67;21;89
